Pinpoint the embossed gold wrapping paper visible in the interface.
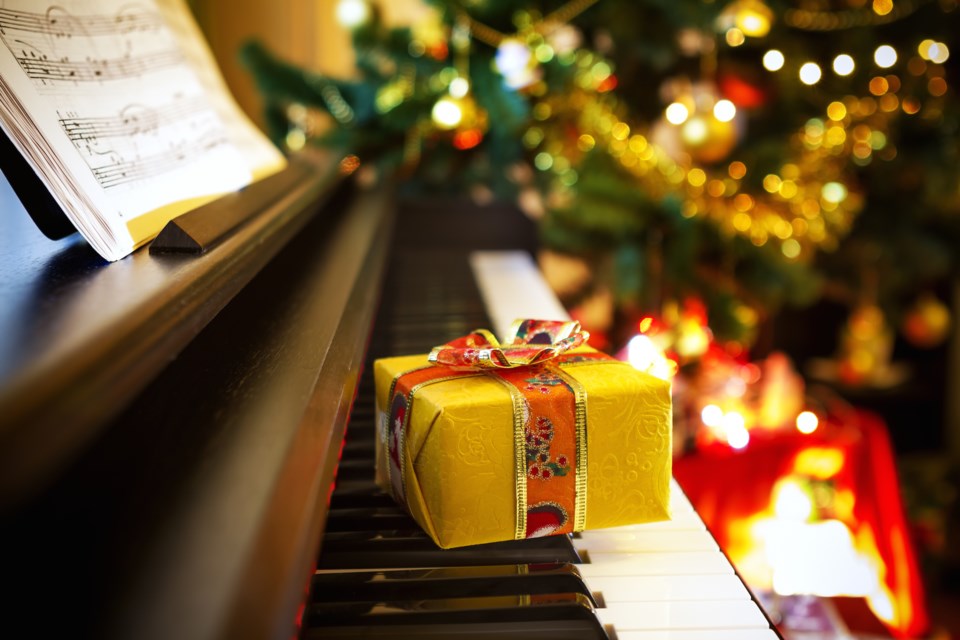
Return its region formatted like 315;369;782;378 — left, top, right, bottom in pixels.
373;347;672;549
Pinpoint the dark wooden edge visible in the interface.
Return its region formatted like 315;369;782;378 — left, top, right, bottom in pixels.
151;158;317;254
222;186;394;640
0;150;345;506
102;183;394;640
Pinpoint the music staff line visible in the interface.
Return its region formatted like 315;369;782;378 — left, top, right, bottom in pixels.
58;97;211;142
0;7;162;38
90;130;229;189
13;47;184;83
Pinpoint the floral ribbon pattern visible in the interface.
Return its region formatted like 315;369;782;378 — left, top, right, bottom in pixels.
427;319;588;370
384;320;616;540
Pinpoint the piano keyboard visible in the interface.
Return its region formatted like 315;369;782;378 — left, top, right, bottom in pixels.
306;247;781;639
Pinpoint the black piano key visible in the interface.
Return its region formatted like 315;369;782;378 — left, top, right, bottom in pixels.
337;453;374;471
322;529;426;542
348;416;374;431
303;593;609;640
311;563;595;605
345;417;375;431
308;241;612;637
331;479;382;496
317;533;581;570
328;490;396;510
302;618;605;640
327;504;408;515
343;425;375;442
324;506;418;532
332;458;376;482
341;438;375;458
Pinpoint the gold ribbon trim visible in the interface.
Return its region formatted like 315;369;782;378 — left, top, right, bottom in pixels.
427;319;588;370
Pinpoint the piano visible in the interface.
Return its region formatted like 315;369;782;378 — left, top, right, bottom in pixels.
0;152;782;640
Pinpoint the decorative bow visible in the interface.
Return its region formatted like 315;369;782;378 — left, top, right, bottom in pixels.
427;319;589;370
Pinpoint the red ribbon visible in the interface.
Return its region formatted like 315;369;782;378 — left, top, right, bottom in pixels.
427;319;589;370
385;319;609;542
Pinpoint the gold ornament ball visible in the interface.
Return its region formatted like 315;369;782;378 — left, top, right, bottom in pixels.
902;294;952;348
431;93;484;129
838;305;893;385
431;96;465;130
674;316;711;359
734;0;773;38
848;304;886;338
410;8;448;59
495;38;540;90
431;93;488;149
718;0;773;38
680;114;738;164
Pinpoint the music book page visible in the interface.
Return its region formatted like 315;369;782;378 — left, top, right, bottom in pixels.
0;0;286;261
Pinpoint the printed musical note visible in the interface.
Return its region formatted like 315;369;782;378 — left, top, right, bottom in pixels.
0;0;282;261
91;129;229;188
0;1;242;195
0;4;180;86
0;6;163;38
57;95;230;189
15;48;184;83
58;96;207;141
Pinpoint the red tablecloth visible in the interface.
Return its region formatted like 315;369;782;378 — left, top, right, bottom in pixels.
674;409;929;638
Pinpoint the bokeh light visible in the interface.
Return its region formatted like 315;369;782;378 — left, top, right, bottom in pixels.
763;49;785;71
833;54;855;76
874;45;898;68
800;62;822;85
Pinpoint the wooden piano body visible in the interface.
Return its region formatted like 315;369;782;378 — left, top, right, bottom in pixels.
0;153;781;639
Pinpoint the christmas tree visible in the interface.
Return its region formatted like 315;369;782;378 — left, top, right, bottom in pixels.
241;0;960;373
239;5;959;633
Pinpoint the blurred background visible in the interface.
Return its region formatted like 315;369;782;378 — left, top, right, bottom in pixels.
189;0;424;127
189;1;960;637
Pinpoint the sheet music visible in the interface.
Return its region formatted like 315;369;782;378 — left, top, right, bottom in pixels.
0;0;284;261
154;0;285;182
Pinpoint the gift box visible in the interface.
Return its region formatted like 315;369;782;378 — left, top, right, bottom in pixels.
373;319;672;549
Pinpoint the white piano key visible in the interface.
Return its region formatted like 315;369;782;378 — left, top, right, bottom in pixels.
469;251;570;341
469;252;777;636
586;573;751;603
615;630;781;640
597;600;771;631
670;479;697;511
592;506;707;534
616;513;707;532
574;529;719;552
576;479;708;539
579;551;736;577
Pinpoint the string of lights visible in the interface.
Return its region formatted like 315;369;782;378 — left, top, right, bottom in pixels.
242;0;960;349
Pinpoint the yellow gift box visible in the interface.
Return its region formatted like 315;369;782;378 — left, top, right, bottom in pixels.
373;322;672;549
